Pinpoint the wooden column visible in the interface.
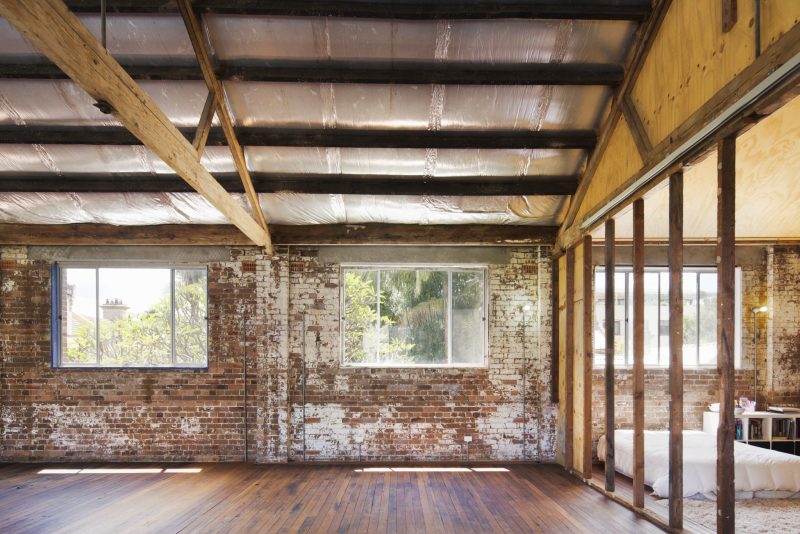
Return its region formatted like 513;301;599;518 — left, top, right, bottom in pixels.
717;137;736;534
669;171;684;529
565;247;575;471
582;235;593;479
604;220;616;492
632;198;645;508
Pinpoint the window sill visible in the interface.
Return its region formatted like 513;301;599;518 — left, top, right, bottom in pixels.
340;363;487;370
53;365;209;371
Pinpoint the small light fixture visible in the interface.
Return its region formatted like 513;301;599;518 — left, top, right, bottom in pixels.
752;306;768;313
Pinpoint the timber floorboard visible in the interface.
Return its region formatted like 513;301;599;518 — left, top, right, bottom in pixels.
0;463;665;533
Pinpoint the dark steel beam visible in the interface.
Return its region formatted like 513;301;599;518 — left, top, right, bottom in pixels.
0;61;624;85
63;0;652;20
0;172;578;195
0;126;597;150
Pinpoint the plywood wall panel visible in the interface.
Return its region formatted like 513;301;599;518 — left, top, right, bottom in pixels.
631;0;757;145
572;242;586;475
762;0;800;49
576;116;644;223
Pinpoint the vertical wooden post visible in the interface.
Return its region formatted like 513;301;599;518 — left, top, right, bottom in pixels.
717;137;736;534
552;257;560;402
632;198;645;508
565;247;575;471
582;235;593;479
722;0;738;32
604;220;616;492
669;171;684;529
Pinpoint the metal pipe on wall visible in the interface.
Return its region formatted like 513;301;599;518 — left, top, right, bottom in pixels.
243;319;248;463
302;306;307;462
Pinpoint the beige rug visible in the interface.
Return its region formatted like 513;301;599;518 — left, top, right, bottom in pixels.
655;499;800;533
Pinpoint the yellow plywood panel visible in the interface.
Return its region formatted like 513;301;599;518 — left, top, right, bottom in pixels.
557;255;567;466
613;94;800;241
735;92;800;239
576;116;644;223
632;0;756;145
762;0;800;49
572;243;585;474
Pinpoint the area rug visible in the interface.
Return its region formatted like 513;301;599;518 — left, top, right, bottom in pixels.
654;499;800;533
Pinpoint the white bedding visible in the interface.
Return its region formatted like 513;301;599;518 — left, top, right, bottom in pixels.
598;430;800;498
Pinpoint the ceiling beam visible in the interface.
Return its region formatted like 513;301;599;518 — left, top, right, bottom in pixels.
0;172;578;196
0;126;597;150
0;223;559;246
0;0;272;251
63;0;651;20
177;0;269;233
0;61;625;86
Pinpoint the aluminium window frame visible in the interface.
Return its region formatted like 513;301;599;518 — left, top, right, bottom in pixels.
52;261;209;370
593;265;743;369
340;263;489;369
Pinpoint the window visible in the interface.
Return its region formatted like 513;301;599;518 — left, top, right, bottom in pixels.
593;268;741;368
54;265;208;368
342;266;486;367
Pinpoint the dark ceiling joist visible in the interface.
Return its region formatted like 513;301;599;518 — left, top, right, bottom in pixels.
64;0;651;21
0;223;559;246
0;172;578;196
0;126;596;150
0;61;624;86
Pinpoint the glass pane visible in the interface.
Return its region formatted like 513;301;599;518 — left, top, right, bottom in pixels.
174;269;208;365
343;270;378;364
698;272;718;365
61;267;97;365
451;271;484;364
643;272;660;366
615;272;626;367
626;273;634;366
593;270;606;367
380;269;447;365
683;272;699;367
659;271;670;365
98;268;171;366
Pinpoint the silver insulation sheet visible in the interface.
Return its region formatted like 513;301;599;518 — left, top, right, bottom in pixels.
206;16;636;64
0;14;626;227
0;145;583;177
0;192;565;226
0;15;636;65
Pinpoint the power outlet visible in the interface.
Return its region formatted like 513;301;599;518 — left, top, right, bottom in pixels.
464;436;473;443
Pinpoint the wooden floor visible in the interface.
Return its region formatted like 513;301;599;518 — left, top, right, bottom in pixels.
0;463;665;533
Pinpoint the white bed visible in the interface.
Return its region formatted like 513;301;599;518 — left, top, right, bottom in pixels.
598;430;800;498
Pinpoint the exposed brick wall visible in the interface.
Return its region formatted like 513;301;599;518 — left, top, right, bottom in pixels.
766;247;800;407
273;247;555;462
589;247;800;455
590;368;753;455
1;245;557;463
0;247;257;462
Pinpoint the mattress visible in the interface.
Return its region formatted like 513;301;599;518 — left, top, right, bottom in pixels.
597;430;800;498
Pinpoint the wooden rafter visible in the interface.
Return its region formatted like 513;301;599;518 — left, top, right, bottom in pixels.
193;91;216;155
177;0;268;233
0;0;271;250
558;0;672;245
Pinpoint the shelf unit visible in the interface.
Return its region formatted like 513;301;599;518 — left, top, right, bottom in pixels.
703;411;800;456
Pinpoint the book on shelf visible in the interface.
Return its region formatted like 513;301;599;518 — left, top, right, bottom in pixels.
749;419;764;440
768;406;800;413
